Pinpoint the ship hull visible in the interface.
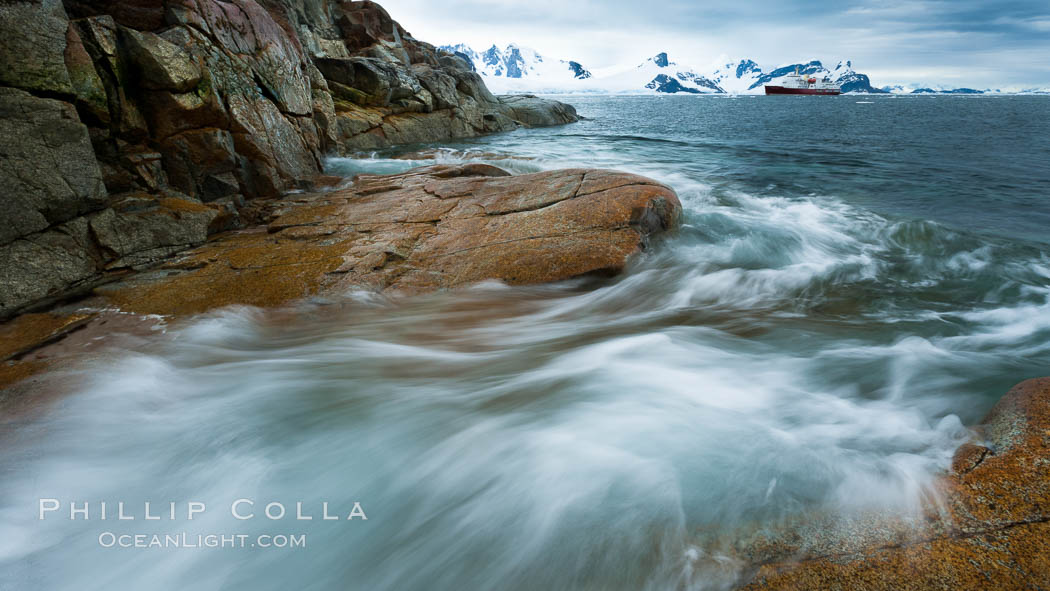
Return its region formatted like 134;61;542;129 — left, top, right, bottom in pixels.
764;86;841;95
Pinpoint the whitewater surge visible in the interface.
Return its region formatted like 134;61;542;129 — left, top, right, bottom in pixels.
2;96;1049;590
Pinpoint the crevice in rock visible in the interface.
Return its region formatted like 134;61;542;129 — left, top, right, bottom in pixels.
430;228;630;258
17;87;77;105
252;69;282;108
357;184;402;196
5;316;94;362
575;181;661;199
480;174;585;216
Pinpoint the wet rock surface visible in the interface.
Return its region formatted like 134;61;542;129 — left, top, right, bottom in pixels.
0;0;579;318
0;164;679;389
740;377;1050;590
95;164;680;315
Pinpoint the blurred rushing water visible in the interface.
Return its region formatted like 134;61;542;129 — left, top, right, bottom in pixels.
2;95;1049;590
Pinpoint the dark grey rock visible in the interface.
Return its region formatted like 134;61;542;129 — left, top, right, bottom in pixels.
119;26;202;92
497;94;580;127
88;200;218;268
0;217;99;316
0;88;107;246
0;0;73;95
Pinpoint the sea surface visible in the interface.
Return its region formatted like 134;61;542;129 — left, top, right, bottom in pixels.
3;95;1050;590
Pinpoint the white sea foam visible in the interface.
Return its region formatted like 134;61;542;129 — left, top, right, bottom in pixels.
3;100;1048;591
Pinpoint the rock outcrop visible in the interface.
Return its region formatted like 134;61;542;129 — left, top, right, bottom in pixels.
95;164;680;316
740;377;1050;590
0;0;578;319
0;164;679;390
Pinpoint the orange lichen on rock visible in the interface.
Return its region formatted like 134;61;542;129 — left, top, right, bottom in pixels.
0;359;51;392
740;378;1050;590
0;312;95;361
82;164;680;317
1;164;680;391
0;312;95;389
95;228;354;317
748;520;1050;590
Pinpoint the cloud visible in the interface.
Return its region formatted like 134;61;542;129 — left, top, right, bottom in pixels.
381;0;1050;87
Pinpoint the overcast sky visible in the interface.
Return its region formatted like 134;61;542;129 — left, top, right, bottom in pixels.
381;0;1050;88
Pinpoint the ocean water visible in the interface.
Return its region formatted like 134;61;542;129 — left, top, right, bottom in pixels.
3;95;1049;590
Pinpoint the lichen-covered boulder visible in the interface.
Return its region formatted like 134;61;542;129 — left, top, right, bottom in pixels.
96;165;681;316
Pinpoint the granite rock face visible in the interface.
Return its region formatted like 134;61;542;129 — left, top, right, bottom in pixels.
94;164;680;316
0;0;579;318
0;87;107;244
4;163;669;387
270;0;578;153
0;0;75;95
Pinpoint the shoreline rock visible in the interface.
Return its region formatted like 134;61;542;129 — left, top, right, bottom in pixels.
0;163;679;388
0;0;579;319
5;3;1045;587
740;377;1050;590
97;164;681;315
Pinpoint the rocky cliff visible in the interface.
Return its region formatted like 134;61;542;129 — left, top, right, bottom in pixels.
0;0;578;319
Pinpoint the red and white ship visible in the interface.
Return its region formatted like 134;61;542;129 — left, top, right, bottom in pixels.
765;66;841;95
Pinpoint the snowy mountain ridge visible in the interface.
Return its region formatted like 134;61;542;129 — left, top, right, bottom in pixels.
880;84;1049;94
444;44;881;94
438;43;592;92
442;44;1046;94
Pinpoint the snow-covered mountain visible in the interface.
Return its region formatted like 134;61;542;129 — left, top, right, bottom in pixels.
597;52;723;94
441;44;1042;94
697;58;882;93
441;46;725;94
877;84;1050;94
443;44;883;94
437;43;591;93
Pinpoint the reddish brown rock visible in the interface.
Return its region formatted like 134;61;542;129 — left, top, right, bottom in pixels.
0;312;94;390
740;378;1050;590
0;164;676;386
1;0;580;319
0;312;95;363
65;0;167;30
93;164;680;316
